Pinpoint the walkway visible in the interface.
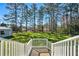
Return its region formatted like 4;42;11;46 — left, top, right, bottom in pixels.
30;48;51;56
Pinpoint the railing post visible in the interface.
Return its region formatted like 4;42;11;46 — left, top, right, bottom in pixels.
11;42;13;56
46;39;48;48
14;41;16;56
15;42;17;56
1;41;4;56
67;41;69;56
13;42;15;56
9;41;10;56
58;44;61;55
70;40;72;56
5;41;8;56
62;42;65;56
55;44;59;56
62;43;64;56
60;43;63;56
74;40;76;56
64;42;66;56
31;39;32;47
51;43;54;56
17;42;19;56
54;45;56;56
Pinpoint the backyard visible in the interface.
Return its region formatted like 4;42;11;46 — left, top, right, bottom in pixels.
0;3;79;43
0;3;79;56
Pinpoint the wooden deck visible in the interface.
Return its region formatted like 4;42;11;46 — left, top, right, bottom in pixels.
30;48;51;56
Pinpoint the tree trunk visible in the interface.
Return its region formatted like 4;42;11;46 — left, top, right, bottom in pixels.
14;3;18;31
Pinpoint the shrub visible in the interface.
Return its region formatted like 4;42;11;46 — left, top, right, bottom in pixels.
5;32;71;43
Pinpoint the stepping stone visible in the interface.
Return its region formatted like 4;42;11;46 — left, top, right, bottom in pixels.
40;53;50;56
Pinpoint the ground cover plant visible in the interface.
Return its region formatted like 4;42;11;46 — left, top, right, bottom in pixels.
5;32;71;43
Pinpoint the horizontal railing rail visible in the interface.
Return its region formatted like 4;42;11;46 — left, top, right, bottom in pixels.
53;35;79;44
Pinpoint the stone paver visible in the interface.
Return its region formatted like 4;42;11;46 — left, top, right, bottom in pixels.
30;48;50;56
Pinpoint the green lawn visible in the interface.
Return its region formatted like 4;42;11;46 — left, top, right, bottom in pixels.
4;32;71;43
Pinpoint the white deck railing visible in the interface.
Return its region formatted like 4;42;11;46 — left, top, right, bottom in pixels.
32;38;49;48
0;38;51;56
2;35;79;56
24;39;51;56
51;35;79;56
0;40;25;56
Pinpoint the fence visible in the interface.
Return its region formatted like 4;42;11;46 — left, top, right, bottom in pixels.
0;36;79;56
1;35;79;56
32;38;49;48
0;38;51;56
51;35;79;56
0;40;24;56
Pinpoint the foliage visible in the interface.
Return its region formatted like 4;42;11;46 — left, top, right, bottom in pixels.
63;24;79;35
5;32;71;43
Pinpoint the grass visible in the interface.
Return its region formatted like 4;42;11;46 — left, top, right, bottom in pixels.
4;32;71;43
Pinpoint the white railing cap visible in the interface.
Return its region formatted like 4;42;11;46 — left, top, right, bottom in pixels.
53;35;79;44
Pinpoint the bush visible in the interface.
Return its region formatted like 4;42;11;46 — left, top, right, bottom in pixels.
6;32;71;43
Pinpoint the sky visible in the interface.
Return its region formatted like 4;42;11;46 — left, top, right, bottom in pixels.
0;3;43;24
0;3;48;26
0;3;8;24
0;3;62;26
